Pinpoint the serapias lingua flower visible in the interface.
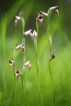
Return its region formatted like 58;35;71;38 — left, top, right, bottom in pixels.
24;29;37;41
15;44;25;52
36;11;48;26
14;9;25;27
49;6;59;16
24;61;31;71
14;16;21;27
15;70;22;80
9;59;14;69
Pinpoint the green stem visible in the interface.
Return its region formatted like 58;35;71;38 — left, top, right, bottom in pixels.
14;73;16;106
36;21;39;74
21;17;26;105
21;75;24;101
47;10;53;102
35;47;39;74
36;21;41;105
13;50;17;106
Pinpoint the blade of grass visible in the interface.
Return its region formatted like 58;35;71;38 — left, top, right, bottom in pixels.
1;14;7;96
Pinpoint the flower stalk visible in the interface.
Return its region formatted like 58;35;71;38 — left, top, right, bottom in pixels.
36;21;39;74
15;10;25;100
46;6;59;103
8;6;59;106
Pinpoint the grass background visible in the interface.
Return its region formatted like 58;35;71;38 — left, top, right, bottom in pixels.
0;0;71;106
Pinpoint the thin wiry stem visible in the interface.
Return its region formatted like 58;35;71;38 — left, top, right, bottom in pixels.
36;21;39;74
22;36;26;96
14;72;16;106
36;22;40;87
47;10;53;101
47;10;52;78
36;21;41;105
21;16;26;104
13;51;17;106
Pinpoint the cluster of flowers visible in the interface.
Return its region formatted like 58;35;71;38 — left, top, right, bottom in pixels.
9;58;31;80
9;6;59;79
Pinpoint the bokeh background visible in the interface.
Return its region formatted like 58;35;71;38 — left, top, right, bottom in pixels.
0;0;71;106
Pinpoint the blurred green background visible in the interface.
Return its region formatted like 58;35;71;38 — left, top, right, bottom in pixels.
0;0;71;106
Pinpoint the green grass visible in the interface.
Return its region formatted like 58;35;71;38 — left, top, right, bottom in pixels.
0;1;71;106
